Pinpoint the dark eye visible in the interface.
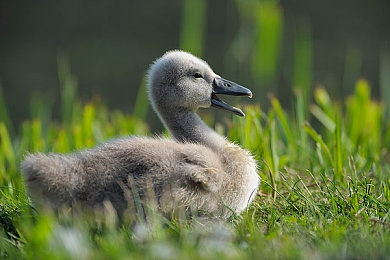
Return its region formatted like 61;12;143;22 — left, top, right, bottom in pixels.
193;72;203;79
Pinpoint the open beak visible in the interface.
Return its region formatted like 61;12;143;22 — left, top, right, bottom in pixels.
211;77;252;116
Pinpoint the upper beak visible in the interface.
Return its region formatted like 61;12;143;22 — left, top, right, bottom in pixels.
211;77;252;116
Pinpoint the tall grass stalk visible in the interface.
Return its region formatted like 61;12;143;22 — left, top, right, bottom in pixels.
380;47;390;116
251;0;283;84
58;52;77;126
293;22;312;101
132;75;149;120
0;122;15;185
0;85;13;137
343;46;362;95
179;0;206;57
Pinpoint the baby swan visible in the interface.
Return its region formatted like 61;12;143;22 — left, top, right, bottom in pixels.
22;50;260;220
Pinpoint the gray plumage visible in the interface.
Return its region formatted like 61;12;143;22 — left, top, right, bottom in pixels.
21;50;260;220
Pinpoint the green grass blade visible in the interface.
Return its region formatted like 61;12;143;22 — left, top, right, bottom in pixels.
334;113;344;183
269;119;279;181
0;122;16;184
82;103;95;148
295;90;308;154
270;96;295;151
303;121;333;166
310;104;336;132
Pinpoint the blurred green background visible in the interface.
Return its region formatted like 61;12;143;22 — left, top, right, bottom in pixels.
1;0;389;130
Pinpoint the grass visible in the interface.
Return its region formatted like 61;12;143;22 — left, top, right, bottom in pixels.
0;74;389;259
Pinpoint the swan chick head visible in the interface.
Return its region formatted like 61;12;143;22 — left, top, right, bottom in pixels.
147;50;252;116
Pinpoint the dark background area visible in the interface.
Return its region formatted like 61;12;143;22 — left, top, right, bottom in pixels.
0;0;389;129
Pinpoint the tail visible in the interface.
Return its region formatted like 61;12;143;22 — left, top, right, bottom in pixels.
21;153;83;207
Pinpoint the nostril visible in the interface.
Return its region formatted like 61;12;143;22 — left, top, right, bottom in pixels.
224;83;232;88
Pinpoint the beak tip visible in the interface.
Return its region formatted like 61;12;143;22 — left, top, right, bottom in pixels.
235;108;246;117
